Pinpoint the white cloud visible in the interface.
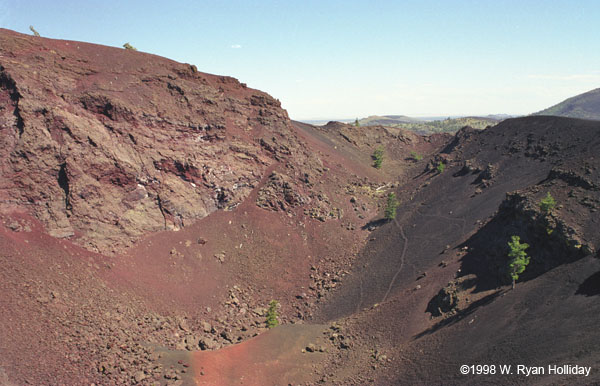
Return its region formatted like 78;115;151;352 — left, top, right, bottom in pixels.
230;44;242;49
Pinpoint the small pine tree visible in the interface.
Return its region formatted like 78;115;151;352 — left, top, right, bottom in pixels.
539;192;556;214
29;25;40;37
123;42;137;51
266;300;279;328
372;146;384;169
508;235;530;289
436;161;445;173
355;118;360;127
384;192;398;221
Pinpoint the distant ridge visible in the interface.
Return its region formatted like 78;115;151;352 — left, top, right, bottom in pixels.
359;115;499;135
359;115;422;126
300;114;514;128
534;88;600;120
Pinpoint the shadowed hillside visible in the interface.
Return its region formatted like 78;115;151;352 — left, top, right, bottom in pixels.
314;116;600;384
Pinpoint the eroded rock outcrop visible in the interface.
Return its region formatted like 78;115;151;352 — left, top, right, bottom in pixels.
0;29;312;253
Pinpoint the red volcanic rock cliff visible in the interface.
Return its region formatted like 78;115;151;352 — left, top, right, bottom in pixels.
0;28;313;254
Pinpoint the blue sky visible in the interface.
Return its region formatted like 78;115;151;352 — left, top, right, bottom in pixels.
1;0;599;120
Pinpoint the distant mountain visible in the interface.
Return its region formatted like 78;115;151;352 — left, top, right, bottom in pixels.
299;118;355;126
484;113;519;120
358;115;499;134
304;114;509;131
534;88;600;120
358;115;422;126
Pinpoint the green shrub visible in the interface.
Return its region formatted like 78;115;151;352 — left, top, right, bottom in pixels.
123;42;137;51
508;235;530;289
384;192;398;221
354;118;360;127
539;192;555;213
436;161;445;173
372;146;384;169
410;151;423;161
266;300;279;328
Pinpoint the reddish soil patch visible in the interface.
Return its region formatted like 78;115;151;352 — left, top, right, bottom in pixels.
192;325;328;385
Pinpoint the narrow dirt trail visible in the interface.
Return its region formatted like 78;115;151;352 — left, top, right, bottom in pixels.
375;197;469;307
355;271;365;313
380;220;408;303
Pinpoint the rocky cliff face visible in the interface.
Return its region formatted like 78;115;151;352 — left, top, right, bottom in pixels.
0;29;315;254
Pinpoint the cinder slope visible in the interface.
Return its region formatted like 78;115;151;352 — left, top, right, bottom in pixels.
0;29;446;385
314;116;600;384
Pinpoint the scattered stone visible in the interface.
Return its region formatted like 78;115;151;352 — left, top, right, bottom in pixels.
215;253;225;263
98;362;111;374
133;371;146;383
220;330;233;342
164;369;179;380
185;335;199;350
199;337;218;351
6;221;23;232
201;321;212;333
178;318;190;332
